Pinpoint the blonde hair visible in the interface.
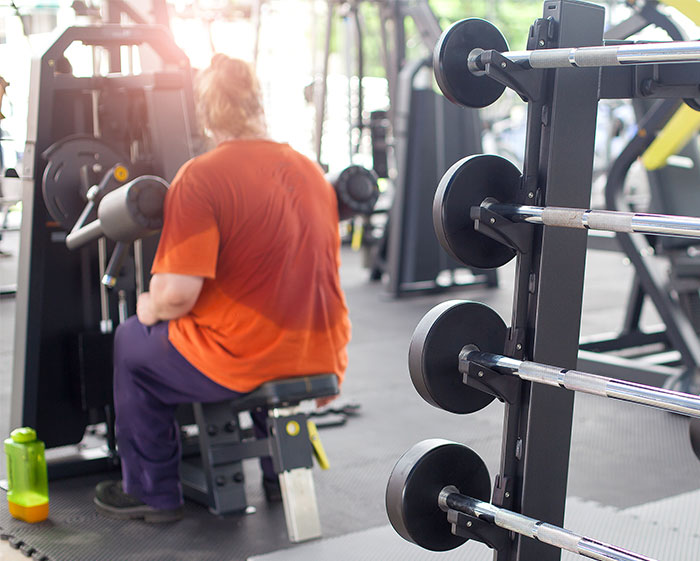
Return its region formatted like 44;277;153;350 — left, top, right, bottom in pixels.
195;54;267;140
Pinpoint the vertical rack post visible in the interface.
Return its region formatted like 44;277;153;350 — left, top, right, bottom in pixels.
498;2;605;560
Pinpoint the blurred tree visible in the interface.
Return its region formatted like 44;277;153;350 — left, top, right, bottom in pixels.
430;0;543;50
350;0;544;78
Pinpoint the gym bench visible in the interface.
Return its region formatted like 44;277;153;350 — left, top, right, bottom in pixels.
180;373;338;542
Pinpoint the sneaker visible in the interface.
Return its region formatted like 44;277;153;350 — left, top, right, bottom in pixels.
262;476;283;503
94;480;184;523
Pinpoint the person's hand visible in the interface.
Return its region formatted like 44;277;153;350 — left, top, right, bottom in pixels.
316;394;338;409
136;292;159;326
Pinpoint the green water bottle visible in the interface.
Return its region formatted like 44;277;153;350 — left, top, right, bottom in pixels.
4;427;49;523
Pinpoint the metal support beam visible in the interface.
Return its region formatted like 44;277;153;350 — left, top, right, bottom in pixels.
501;3;605;561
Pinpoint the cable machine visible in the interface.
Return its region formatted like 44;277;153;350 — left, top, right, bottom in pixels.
312;0;498;296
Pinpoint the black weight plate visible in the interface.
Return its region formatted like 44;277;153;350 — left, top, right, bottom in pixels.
334;165;380;221
434;18;508;109
434;153;521;269
386;439;492;552
690;417;700;461
409;300;507;414
42;134;128;229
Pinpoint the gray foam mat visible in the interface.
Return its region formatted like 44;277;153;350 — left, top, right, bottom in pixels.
249;525;492;561
0;468;291;561
622;489;700;536
251;497;700;561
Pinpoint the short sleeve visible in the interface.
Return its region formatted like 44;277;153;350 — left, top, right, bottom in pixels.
151;166;220;279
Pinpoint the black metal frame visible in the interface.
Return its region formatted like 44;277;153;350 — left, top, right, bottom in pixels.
10;24;197;476
376;2;498;296
480;3;605;560
313;1;498;296
181;374;337;516
383;57;498;296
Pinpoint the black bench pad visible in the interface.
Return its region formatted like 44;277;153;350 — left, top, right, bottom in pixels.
231;374;339;411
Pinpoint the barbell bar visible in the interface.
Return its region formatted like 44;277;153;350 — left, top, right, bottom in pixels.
461;347;700;418
387;439;657;560
484;202;700;239
410;300;700;418
440;489;655;561
434;153;700;269
469;39;700;72
434;17;700;108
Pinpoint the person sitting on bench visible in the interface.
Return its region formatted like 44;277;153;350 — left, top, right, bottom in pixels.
94;54;351;523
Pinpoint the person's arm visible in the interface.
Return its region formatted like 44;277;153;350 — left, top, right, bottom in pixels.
137;273;204;326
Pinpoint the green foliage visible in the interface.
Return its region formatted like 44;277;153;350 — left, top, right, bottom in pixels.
353;0;544;78
358;3;387;77
430;0;543;50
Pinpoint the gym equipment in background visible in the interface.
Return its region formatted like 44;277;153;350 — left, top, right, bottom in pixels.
10;24;199;477
579;0;700;395
314;0;498;295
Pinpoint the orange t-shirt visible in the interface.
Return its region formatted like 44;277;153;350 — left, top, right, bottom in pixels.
151;139;351;392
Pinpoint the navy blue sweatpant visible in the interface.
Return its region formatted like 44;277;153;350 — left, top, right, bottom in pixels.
113;316;273;510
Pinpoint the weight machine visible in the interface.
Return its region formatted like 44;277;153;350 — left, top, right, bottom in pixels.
386;0;700;559
313;0;497;296
578;0;700;394
9;17;380;493
10;24;198;476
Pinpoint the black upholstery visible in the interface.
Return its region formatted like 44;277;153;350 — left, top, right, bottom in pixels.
231;374;339;412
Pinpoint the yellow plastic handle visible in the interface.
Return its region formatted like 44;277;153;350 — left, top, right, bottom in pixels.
641;104;700;170
351;220;364;251
307;420;330;470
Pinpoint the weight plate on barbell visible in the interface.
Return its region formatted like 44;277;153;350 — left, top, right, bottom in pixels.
409;300;507;414
386;439;492;552
434;153;521;269
42;134;129;229
434;18;508;109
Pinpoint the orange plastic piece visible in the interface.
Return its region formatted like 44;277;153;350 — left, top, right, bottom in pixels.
8;500;49;523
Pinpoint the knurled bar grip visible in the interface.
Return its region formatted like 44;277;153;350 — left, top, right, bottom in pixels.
543;208;634;232
461;350;700;418
486;203;700;239
518;362;609;397
439;488;656;561
471;40;700;70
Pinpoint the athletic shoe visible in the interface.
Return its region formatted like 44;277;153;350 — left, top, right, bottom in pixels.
94;480;184;523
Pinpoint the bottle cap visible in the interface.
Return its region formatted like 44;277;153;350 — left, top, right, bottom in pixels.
10;427;37;443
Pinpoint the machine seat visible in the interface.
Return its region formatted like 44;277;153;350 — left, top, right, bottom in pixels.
231;374;339;412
